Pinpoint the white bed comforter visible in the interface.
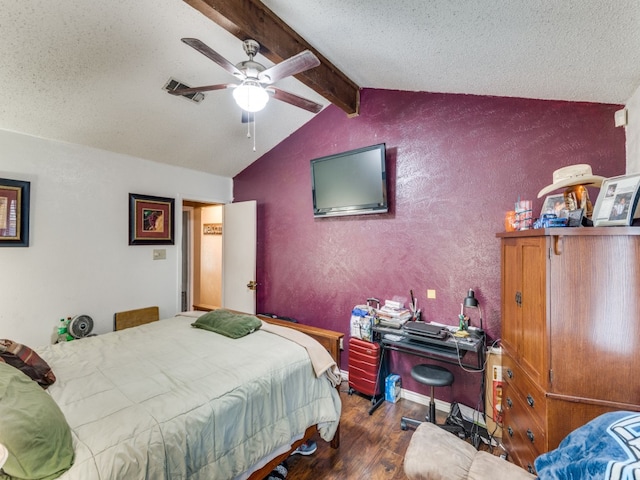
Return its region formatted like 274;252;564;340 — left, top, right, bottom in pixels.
37;315;341;480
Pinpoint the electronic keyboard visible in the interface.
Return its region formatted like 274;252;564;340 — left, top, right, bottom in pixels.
402;322;447;340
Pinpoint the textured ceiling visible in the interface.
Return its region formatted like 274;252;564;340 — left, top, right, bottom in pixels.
265;0;640;103
2;1;640;178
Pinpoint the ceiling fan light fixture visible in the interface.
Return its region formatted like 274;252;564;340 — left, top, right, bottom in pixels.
232;80;269;112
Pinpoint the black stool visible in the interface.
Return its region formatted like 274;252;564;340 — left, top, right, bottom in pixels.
400;364;462;435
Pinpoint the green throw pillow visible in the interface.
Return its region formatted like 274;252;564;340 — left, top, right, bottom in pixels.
191;309;262;339
0;362;74;480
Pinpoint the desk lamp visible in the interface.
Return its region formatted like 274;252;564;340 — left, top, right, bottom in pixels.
462;288;483;333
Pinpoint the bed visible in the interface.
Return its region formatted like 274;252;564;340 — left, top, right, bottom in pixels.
27;311;342;480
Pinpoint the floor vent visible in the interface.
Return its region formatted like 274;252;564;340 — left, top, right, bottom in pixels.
163;78;205;103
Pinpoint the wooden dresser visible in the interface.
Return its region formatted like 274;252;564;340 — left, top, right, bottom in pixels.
497;228;640;474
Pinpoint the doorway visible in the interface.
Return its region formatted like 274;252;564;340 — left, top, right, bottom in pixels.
182;201;223;311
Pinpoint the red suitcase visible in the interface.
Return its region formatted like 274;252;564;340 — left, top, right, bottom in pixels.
348;337;381;397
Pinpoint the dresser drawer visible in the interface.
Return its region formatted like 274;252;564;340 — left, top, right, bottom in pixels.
502;416;539;475
503;354;547;425
503;382;546;456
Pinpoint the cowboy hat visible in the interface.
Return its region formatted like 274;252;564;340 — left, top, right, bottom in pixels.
537;164;605;198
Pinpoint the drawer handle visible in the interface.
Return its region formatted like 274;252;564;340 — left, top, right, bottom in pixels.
507;369;513;379
527;394;535;407
506;397;513;408
508;426;513;437
527;429;535;443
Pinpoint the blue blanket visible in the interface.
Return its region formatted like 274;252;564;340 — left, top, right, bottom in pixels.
535;411;640;479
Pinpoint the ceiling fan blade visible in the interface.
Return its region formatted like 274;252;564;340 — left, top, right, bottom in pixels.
269;87;323;113
258;50;320;84
181;38;244;78
169;83;235;96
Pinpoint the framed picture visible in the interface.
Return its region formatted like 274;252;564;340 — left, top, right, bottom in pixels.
540;194;566;218
566;208;584;227
203;223;222;235
592;173;640;227
0;178;30;247
128;193;174;245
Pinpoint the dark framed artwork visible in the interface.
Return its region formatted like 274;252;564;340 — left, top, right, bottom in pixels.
0;178;30;247
128;193;174;245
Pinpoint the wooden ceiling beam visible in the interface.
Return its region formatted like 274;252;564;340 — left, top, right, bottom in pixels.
183;0;360;116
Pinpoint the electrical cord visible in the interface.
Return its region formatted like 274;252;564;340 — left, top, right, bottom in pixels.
444;335;504;450
445;329;489;374
480;338;504;452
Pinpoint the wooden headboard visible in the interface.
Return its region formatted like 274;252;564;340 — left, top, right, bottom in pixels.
114;306;159;331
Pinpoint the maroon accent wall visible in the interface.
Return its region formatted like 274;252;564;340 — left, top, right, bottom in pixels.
234;88;625;407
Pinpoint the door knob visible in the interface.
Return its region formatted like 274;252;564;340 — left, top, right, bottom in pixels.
246;280;258;290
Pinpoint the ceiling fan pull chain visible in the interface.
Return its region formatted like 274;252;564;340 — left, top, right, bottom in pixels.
244;112;257;151
252;115;257;152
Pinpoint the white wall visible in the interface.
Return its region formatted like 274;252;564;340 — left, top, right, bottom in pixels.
625;85;640;173
0;129;232;347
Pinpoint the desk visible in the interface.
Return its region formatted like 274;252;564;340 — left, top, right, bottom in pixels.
369;324;486;414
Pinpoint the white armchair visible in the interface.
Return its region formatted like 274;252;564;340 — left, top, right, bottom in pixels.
403;422;535;480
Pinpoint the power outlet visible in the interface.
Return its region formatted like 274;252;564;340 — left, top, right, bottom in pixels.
427;289;436;299
153;249;166;260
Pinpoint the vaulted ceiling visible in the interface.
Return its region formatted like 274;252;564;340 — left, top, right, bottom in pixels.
2;1;640;177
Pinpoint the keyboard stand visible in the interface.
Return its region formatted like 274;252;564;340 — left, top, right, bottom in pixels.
369;324;486;415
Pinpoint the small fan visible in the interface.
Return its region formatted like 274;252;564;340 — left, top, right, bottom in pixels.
168;38;323;113
68;315;94;339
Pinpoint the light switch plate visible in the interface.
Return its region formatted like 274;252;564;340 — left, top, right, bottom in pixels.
153;249;166;260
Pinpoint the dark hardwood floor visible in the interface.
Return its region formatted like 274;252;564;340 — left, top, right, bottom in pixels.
285;386;444;480
284;385;506;479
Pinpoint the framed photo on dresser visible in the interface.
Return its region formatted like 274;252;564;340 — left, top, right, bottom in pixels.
592;173;640;227
540;194;566;218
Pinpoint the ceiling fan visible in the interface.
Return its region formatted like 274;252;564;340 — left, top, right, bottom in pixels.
169;38;323;114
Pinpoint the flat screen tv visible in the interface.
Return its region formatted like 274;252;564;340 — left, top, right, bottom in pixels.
311;143;388;218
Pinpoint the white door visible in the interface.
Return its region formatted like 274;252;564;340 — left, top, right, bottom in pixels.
222;201;257;314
